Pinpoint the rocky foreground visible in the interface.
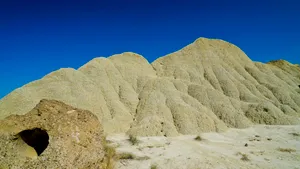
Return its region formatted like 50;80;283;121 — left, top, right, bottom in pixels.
1;99;299;169
0;99;106;169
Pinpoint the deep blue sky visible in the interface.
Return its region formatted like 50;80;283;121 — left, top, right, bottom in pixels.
0;0;299;99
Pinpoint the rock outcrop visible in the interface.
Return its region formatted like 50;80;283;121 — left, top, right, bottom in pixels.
0;37;299;136
0;99;105;169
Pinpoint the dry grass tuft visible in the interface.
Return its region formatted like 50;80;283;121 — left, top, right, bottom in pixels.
277;148;296;153
128;135;139;145
241;154;250;161
150;164;158;169
236;152;250;161
118;152;135;159
290;133;300;137
194;135;202;141
117;152;150;161
100;139;117;169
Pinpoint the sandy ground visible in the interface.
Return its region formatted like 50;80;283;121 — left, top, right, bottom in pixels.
106;125;300;169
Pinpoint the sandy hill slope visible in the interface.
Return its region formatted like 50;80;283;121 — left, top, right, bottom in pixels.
0;37;299;136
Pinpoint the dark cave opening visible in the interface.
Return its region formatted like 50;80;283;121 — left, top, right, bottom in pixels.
17;128;49;156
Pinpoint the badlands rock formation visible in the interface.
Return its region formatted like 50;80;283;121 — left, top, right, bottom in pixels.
0;99;105;169
0;38;299;136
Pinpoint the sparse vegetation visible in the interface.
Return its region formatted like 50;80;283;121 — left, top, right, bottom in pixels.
136;155;151;160
118;152;135;159
236;152;250;161
241;154;250;161
100;138;117;169
150;164;158;169
139;144;164;150
194;135;202;141
277;148;296;153
290;132;300;137
117;152;150;161
128;135;139;145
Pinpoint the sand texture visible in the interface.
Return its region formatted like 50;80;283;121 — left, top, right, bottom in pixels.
107;125;300;169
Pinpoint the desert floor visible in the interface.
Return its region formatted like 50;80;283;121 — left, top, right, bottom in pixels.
106;125;300;169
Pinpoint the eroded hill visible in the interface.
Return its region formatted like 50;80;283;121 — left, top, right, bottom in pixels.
0;37;299;136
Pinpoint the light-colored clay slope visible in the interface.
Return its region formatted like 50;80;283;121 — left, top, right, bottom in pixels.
0;37;299;136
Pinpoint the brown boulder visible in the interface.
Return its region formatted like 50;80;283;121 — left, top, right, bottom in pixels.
0;99;105;169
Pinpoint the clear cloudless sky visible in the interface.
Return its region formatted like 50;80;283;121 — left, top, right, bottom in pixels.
0;0;300;99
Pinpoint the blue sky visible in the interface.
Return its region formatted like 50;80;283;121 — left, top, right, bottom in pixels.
0;0;299;99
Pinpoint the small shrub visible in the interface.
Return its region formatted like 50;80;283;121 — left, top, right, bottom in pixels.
101;143;117;169
128;135;139;145
240;153;250;161
290;133;300;137
278;148;296;153
150;164;158;169
136;155;150;160
118;152;135;159
194;135;202;141
236;152;250;161
118;152;150;161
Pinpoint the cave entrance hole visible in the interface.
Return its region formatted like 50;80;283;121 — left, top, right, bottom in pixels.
17;128;49;156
